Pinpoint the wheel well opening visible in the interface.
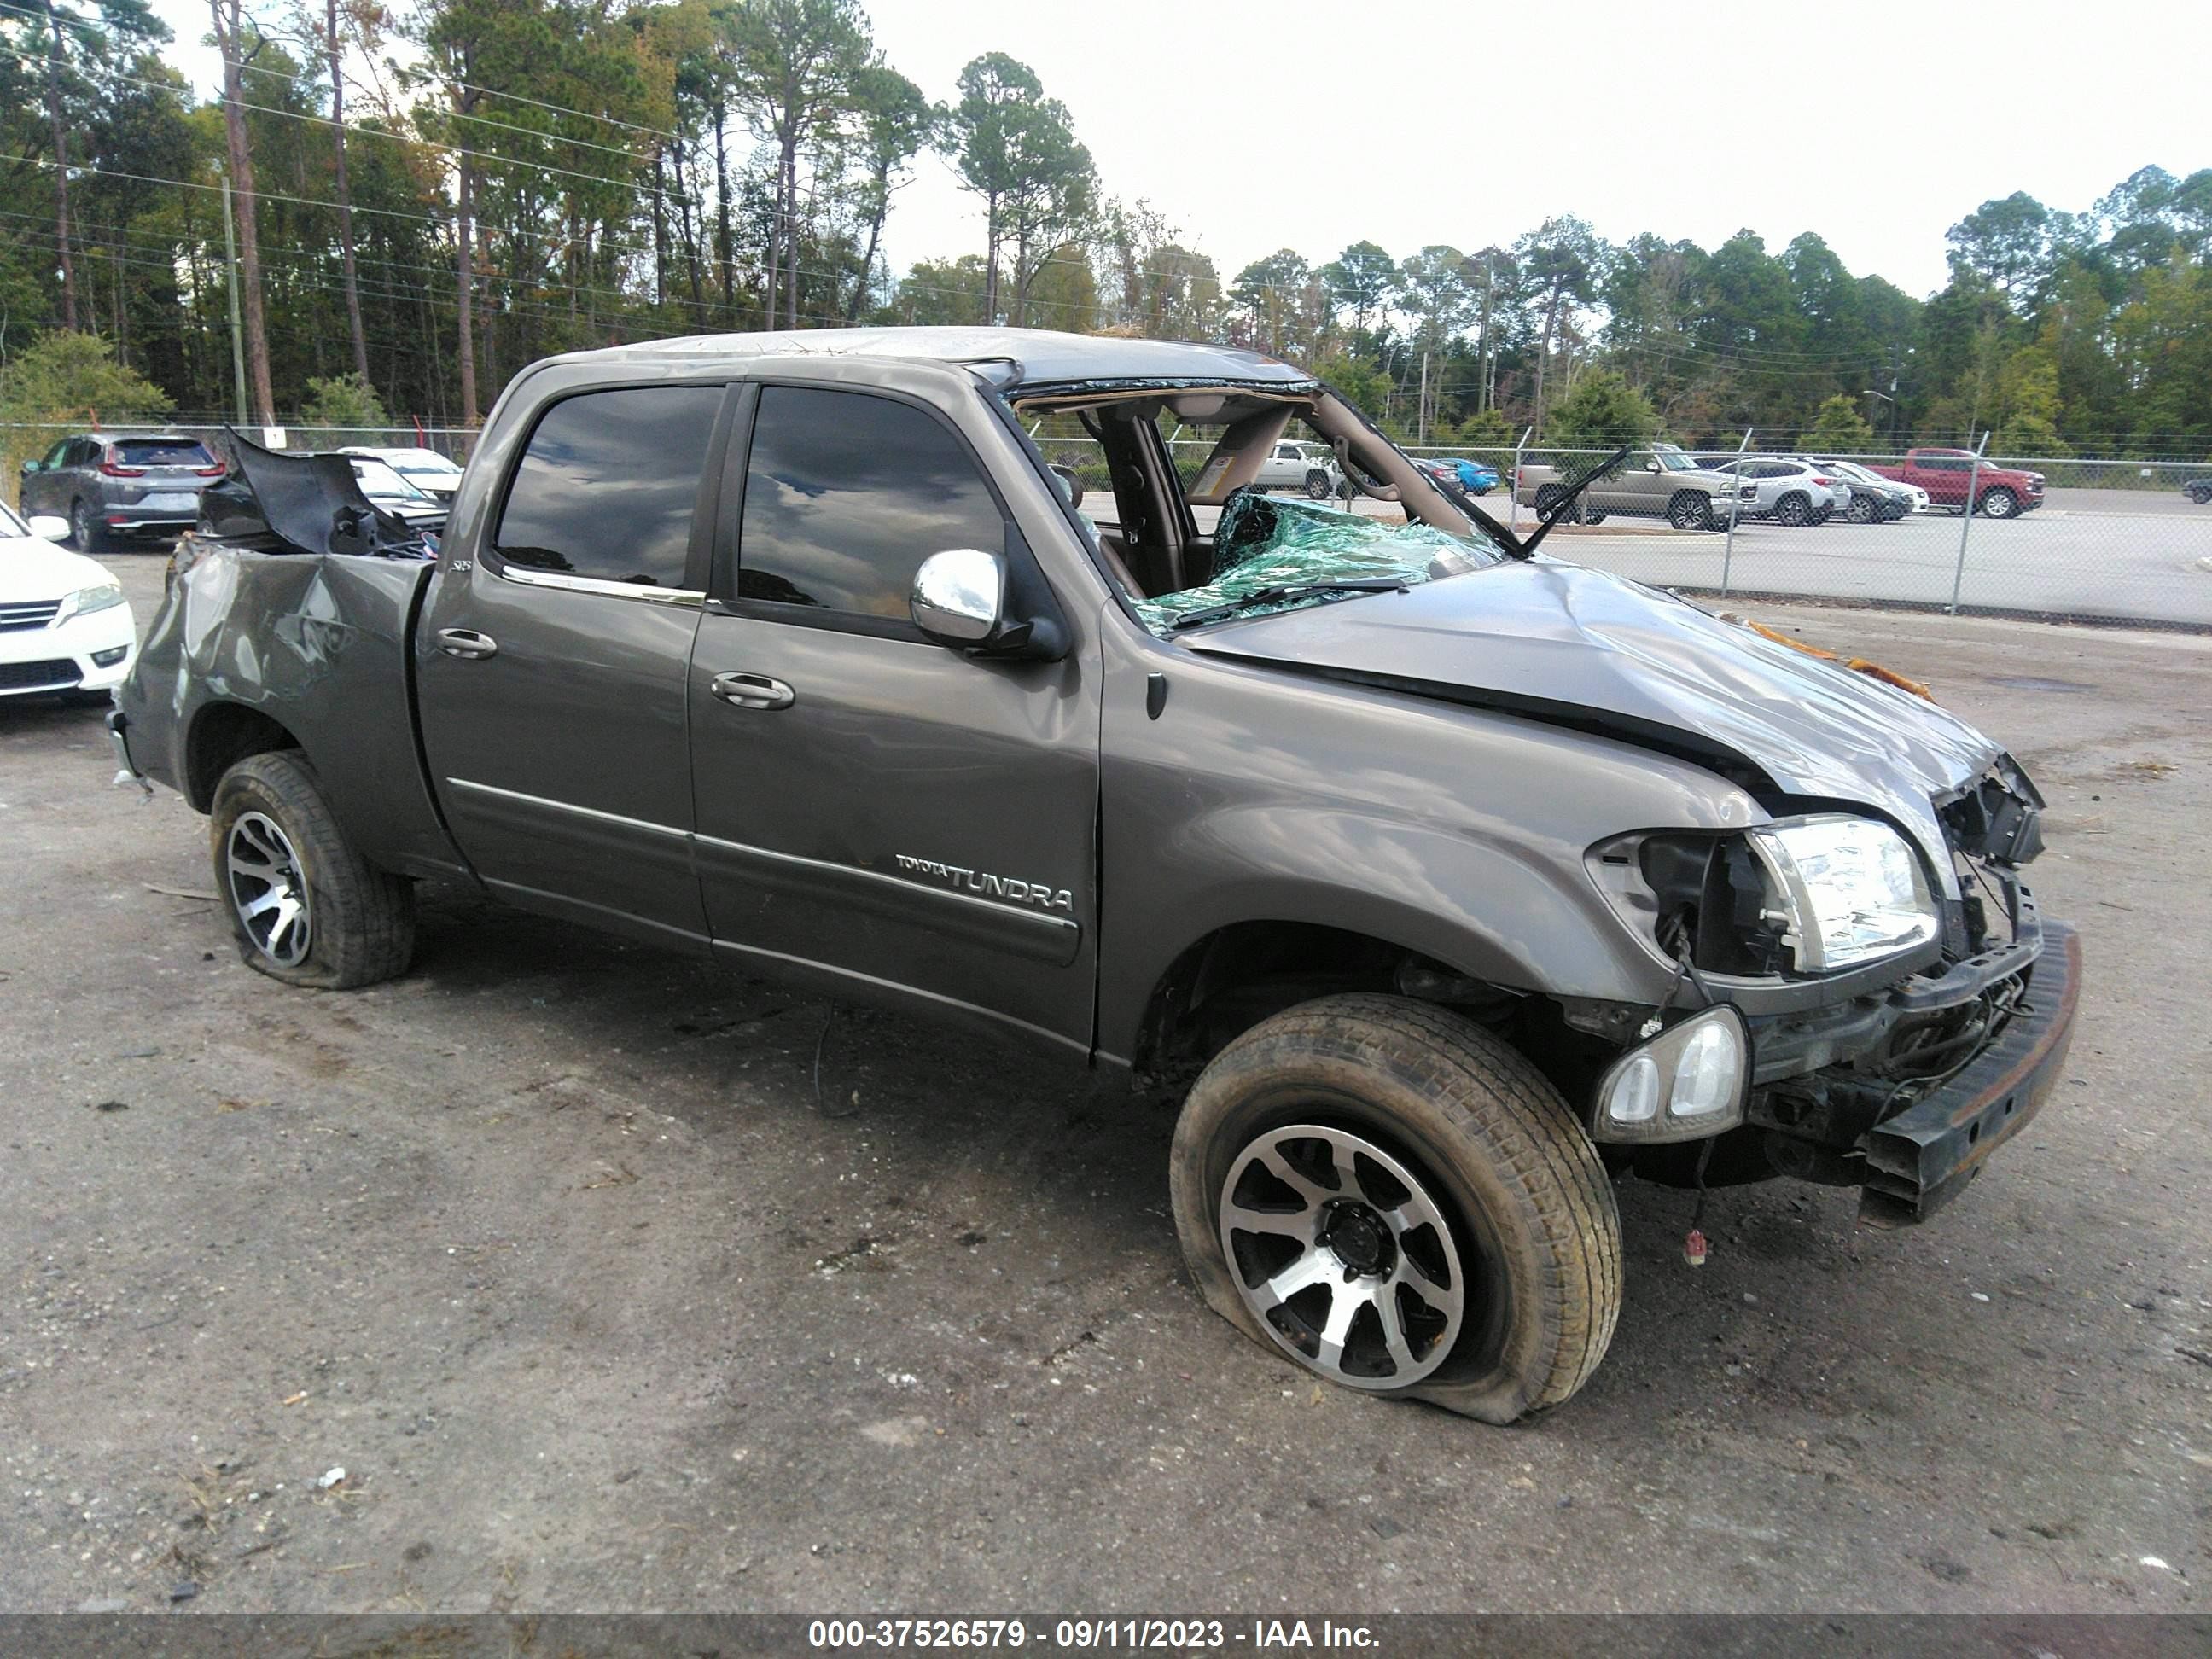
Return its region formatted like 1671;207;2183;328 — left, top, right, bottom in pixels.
186;704;300;811
1136;923;1522;1078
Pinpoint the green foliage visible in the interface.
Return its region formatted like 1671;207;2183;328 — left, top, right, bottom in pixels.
1455;408;1515;446
300;372;390;428
1309;353;1387;417
0;330;172;504
1804;394;1877;452
1542;369;1658;446
1993;345;2068;457
3;5;2210;462
1318;242;1395;334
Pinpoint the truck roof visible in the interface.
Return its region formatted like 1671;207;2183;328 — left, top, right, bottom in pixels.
561;327;1316;393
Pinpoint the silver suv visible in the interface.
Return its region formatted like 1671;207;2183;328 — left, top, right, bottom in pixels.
17;431;226;550
1516;444;1744;529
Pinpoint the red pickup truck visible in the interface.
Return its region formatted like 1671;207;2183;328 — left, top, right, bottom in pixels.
1867;448;2044;518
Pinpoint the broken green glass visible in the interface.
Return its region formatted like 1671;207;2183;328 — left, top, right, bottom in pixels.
1132;492;1491;636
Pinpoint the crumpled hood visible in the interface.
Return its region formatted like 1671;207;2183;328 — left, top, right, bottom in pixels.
1183;558;2007;882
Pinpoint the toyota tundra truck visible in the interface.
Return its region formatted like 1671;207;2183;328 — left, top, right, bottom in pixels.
110;328;2080;1423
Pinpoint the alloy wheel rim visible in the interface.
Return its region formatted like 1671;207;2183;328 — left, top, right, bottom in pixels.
1218;1122;1467;1389
225;811;312;966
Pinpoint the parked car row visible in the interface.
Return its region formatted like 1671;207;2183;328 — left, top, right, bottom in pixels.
1505;442;2049;530
15;429;466;553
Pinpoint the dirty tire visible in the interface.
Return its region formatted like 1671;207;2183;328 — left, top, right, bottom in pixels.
209;750;416;990
1979;486;2018;519
1305;470;1332;501
1668;492;1714;531
1169;993;1622;1423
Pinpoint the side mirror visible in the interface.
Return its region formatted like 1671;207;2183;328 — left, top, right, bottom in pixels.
911;548;1005;646
1049;463;1085;511
26;515;69;542
1644;459;1661;474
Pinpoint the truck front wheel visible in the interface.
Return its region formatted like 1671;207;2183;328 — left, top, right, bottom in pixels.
1168;994;1622;1423
1979;486;2018;519
210;751;416;990
1668;492;1714;531
1305;470;1332;500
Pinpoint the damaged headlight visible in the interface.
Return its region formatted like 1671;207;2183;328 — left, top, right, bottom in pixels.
1747;814;1936;971
1591;1004;1749;1143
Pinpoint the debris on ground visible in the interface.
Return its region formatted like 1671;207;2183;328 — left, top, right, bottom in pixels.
316;1467;346;1489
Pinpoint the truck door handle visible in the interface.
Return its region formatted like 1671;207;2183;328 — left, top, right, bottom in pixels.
436;627;498;660
709;671;795;711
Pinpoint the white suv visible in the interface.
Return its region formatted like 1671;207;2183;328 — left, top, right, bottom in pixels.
1704;458;1842;526
1249;440;1344;500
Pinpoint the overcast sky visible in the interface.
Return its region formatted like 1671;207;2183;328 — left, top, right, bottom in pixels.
146;0;2202;303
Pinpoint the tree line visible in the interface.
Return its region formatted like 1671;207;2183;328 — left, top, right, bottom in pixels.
2;0;2207;464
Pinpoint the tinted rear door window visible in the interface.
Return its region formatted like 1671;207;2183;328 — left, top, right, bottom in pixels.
737;386;1003;620
494;386;723;586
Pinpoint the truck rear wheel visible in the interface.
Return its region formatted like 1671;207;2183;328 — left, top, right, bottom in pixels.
1168;993;1622;1423
210;751;416;990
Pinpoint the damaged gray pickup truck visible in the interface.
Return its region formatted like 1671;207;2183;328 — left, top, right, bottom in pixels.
112;328;2080;1422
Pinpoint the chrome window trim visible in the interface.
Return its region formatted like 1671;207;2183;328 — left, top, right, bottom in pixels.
488;561;705;608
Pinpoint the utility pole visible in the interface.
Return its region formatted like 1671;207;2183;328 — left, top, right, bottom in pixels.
221;178;248;427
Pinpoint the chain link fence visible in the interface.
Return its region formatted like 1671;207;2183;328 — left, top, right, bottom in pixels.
9;420;2209;628
1396;444;2212;629
1031;427;2212;630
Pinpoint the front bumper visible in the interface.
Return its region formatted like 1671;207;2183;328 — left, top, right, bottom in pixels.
1857;921;2079;1225
0;611;137;696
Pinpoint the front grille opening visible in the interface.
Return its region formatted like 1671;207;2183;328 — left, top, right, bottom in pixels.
0;658;80;691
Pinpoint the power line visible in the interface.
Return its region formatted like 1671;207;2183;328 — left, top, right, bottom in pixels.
0;42;686;203
0;1;682;148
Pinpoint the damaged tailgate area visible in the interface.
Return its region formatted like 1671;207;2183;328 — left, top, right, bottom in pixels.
112;430;459;880
195;429;439;562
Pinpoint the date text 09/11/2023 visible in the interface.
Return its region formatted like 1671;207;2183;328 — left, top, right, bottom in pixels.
805;1618;1381;1650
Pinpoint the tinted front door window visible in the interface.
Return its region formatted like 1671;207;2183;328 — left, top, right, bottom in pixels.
494;386;722;586
738;387;1003;620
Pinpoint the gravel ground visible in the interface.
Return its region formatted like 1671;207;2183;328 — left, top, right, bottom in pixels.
1;560;2207;1615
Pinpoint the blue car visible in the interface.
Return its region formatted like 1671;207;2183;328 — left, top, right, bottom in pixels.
1417;456;1501;496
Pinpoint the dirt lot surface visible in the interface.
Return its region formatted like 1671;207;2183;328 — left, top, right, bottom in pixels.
3;558;2208;1615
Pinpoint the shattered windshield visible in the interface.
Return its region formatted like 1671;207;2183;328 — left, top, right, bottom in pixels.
1131;492;1485;635
1022;390;1501;638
